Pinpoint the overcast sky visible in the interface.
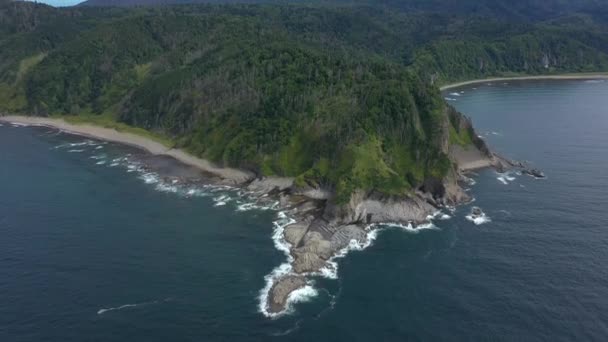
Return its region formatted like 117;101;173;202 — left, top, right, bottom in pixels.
26;0;82;6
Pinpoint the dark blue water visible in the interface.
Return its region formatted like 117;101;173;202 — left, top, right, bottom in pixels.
2;79;608;341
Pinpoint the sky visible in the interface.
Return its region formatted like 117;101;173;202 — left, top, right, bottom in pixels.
25;0;82;6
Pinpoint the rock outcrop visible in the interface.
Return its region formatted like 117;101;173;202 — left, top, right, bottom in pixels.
267;276;307;314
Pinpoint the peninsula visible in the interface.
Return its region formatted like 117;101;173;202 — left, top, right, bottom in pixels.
1;0;607;315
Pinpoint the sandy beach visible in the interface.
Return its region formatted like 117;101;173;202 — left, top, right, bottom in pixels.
0;115;254;184
440;73;608;91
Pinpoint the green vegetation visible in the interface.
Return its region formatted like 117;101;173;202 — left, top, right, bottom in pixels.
1;0;607;202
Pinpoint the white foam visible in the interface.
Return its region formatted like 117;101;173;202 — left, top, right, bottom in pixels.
96;160;106;165
97;299;164;315
385;222;439;233
584;79;605;84
427;210;452;221
444;97;457;101
466;214;491;225
449;92;462;97
236;200;279;212
140;173;159;184
461;175;476;186
67;149;85;153
496;170;517;185
497;176;509;185
258;212;297;318
287;285;318;306
465;208;491;226
10;122;28;127
95;146;103;150
213;195;231;206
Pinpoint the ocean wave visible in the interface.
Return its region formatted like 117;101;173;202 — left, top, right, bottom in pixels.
465;207;491;225
89;154;107;160
67;149;85;153
496;170;517;185
96;160;106;165
236;200;279;212
55;140;100;150
258;212;298;318
97;298;169;315
449;92;462;97
213;195;231;206
584;79;605;84
427;210;452;221
140;173;159;184
444;97;457;101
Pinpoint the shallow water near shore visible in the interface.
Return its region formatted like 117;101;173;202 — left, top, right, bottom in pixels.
2;79;608;341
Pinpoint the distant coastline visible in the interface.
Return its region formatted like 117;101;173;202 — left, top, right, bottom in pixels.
0;115;254;184
439;73;608;91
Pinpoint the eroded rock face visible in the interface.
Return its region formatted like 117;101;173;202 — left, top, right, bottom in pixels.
330;225;367;252
292;251;326;273
327;191;435;225
267;275;307;314
299;232;332;257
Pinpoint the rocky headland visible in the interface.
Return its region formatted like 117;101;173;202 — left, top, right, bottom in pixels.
0;112;537;317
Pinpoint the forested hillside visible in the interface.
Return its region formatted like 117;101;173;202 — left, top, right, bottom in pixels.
2;0;608;201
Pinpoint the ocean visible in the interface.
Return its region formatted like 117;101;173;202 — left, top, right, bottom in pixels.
2;79;608;341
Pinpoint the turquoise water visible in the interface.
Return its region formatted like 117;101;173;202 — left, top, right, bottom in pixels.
2;79;608;341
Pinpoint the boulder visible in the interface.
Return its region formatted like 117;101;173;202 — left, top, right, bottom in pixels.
283;223;308;246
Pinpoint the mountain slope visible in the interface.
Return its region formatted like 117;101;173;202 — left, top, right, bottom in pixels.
2;1;608;204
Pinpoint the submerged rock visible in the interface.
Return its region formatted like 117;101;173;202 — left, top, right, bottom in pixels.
523;168;545;178
267;275;307;314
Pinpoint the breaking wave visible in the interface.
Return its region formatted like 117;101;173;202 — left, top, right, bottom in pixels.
584;79;605;84
258;212;299;318
497;171;517;185
465;208;491;225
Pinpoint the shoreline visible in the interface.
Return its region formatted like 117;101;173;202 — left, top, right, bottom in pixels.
0;115;255;184
0;112;514;317
0;114;441;317
439;73;608;91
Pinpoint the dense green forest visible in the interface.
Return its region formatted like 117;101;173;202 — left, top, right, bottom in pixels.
1;0;607;202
